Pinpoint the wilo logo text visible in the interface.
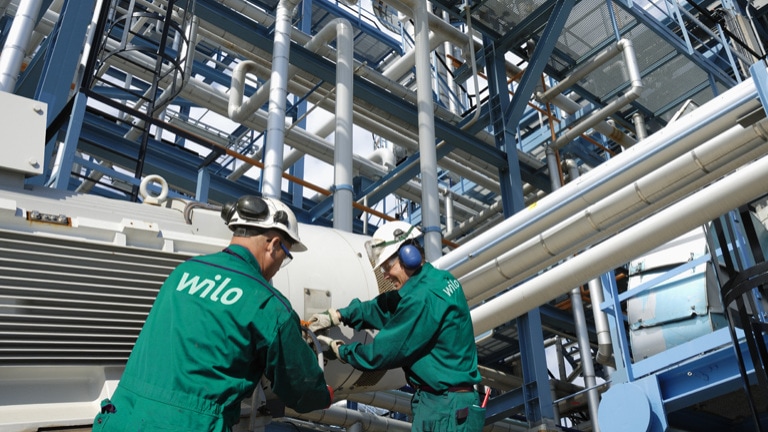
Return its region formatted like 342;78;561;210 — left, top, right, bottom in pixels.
176;272;243;305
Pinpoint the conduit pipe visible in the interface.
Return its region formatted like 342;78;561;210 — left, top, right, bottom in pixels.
544;39;643;150
0;0;42;92
588;278;614;366
345;390;412;415
444;200;503;242
460;114;768;305
434;75;761;279
471;151;768;335
632;112;647;141
548;93;637;149
564;160;601;431
261;0;302;199
414;0;443;260
285;405;412;431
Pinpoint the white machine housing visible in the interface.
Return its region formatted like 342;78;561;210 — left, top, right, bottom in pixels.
0;93;405;431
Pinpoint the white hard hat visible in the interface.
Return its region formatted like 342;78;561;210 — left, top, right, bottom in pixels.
221;195;307;252
366;221;422;270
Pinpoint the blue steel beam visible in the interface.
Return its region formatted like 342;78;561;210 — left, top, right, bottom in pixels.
503;0;574;133
78;110;263;206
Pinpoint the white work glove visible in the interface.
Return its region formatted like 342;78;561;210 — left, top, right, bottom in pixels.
329;339;345;364
307;309;341;333
317;335;346;364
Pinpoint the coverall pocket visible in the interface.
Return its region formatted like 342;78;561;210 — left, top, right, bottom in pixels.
455;405;485;431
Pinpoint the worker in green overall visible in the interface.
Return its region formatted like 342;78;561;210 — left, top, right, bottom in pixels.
93;195;332;432
309;221;485;431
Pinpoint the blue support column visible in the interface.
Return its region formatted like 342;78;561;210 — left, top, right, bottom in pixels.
516;310;555;424
196;168;210;203
50;91;87;190
481;2;574;426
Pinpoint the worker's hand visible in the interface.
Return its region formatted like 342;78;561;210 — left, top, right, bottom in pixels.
328;339;346;364
307;309;341;333
316;335;346;363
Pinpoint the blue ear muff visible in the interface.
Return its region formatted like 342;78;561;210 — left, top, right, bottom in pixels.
399;244;422;270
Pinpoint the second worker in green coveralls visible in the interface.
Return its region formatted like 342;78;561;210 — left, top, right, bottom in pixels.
92;195;332;432
309;221;486;431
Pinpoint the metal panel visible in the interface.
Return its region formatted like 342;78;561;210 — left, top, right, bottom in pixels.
0;92;46;176
0;229;185;365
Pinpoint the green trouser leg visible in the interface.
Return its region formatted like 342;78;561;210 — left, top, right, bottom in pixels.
411;390;486;432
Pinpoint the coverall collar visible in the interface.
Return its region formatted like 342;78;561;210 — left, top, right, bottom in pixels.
224;244;263;277
397;262;430;297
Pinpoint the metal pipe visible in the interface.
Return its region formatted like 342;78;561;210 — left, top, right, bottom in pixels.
550;39;643;150
434;76;761;279
632;112;647;141
414;0;441;260
332;18;354;231
460;114;768;305
0;0;43;92
262;0;301;199
471;151;768;334
565;161;601;431
588;277;614;366
285;405;412;431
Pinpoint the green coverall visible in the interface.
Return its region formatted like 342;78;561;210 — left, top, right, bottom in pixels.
92;245;329;431
337;262;485;431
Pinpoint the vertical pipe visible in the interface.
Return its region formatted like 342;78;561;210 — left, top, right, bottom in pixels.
588;278;614;367
444;189;454;236
414;0;441;260
570;285;601;431
567;155;601;431
262;0;301;199
632;112;647;141
333;19;354;231
0;0;43;92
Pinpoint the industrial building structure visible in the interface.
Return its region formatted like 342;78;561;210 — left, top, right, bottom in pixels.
1;0;768;430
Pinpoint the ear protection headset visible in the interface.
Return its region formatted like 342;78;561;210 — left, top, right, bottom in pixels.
398;242;422;270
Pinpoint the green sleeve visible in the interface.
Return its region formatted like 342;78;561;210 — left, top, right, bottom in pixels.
339;291;400;331
338;294;440;370
265;316;329;413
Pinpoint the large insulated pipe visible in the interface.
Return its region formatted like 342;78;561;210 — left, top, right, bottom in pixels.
0;0;43;92
471;151;768;335
262;0;301;199
434;75;761;279
414;0;441;260
460;115;768;304
332;18;354;231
